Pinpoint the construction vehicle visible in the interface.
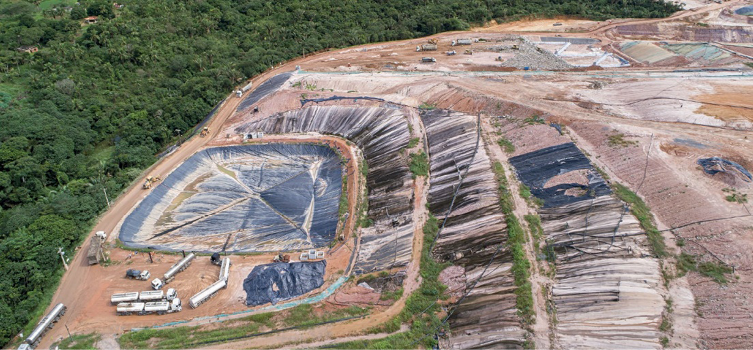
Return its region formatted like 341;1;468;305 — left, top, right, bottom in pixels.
446;50;456;56
211;252;222;265
142;175;161;189
272;253;290;263
21;303;66;349
200;127;209;137
421;57;436;63
464;49;473;55
189;279;227;309
152;253;195;289
125;269;150;280
111;292;139;305
428;38;438;45
95;231;107;240
299;249;325;261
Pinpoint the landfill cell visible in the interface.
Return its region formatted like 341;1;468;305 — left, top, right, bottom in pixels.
119;144;342;253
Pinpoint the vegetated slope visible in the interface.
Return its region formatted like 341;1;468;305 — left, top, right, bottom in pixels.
0;0;681;345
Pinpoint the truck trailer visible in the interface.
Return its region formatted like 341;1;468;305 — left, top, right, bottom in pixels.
21;303;66;349
189;279;227;309
139;290;164;302
110;292;139;305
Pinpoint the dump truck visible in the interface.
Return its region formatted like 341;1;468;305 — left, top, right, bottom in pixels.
111;292;139;305
152;252;195;289
446;50;456;56
125;269;150;280
200;127;209;137
189;279;227;309
21;303;66;349
142;175;161;189
421;57;436;63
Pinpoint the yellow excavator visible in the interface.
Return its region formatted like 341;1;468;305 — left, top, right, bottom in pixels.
142;175;161;189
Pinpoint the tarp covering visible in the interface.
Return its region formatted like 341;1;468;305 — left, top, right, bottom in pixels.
237;72;292;112
119;144;342;252
509;142;611;208
697;157;752;182
243;261;326;306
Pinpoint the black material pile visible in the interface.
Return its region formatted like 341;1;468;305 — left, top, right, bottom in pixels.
243;261;326;306
697;157;752;182
509;143;611;208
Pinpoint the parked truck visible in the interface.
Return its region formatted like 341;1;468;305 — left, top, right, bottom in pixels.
20;303;66;349
139;290;164;302
116;299;182;316
111;292;139;305
125;269;150;280
152;253;195;289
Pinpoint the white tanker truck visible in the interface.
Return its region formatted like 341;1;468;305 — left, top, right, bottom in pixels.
152;253;195;289
116;299;182;316
18;303;66;349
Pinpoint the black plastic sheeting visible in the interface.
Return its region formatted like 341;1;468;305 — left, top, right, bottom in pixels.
119;144;342;252
243;261;326;306
237;72;293;112
509;143;611;208
697;157;752;182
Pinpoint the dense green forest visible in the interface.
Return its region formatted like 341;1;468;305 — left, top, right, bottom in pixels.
0;0;680;345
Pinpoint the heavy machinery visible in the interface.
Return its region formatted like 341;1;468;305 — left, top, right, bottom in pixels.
464;49;473;55
446;50;456;56
20;303;66;349
428;38;438;45
200;127;209;137
116;301;182;316
189;279;227;309
152;253;195;289
125;269;150;280
272;253;290;263
142;175;161;189
111;292;139;305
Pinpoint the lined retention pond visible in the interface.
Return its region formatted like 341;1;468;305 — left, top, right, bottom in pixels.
119;144;342;253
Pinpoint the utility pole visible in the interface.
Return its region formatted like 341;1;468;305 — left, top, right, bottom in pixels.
58;247;68;271
65;324;72;342
175;129;182;146
103;187;110;208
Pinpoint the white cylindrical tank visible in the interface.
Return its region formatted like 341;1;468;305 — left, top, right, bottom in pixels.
189;279;227;309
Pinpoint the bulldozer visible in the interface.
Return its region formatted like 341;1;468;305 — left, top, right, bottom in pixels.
464;49;473;55
273;253;290;263
200;127;209;137
142;175;161;189
427;38;438;45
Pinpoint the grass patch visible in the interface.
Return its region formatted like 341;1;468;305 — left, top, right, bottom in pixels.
58;333;101;350
524;214;543;241
492;161;534;325
497;137;515;153
746;62;753;69
380;288;404;301
698;261;733;284
409;151;429;178
339;174;348;218
418;102;436;110
407;137;420;149
612;183;667;257
119;305;368;349
676;252;697;277
518;184;532;199
523;115;545;125
607;133;637;148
